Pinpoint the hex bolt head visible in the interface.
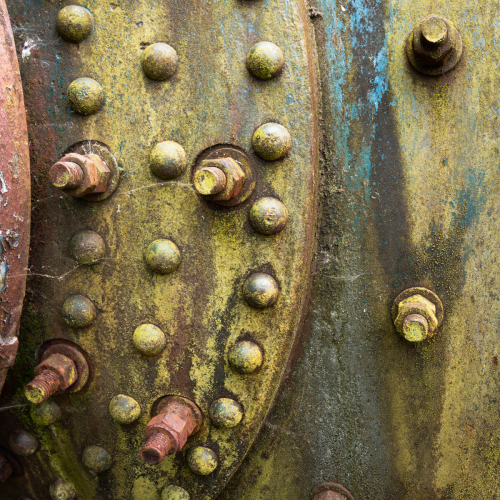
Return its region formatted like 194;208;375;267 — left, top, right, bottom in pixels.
210;398;243;428
406;15;462;76
62;294;97;328
69;230;106;265
193;167;227;195
141;43;179;80
56;6;93;43
187;446;218;475
30;400;61;426
49;478;76;500
150;141;187;180
109;394;141;424
67;77;104;115
25;353;77;404
81;445;112;473
243;273;280;308
228;340;263;373
249;197;289;235
133;324;167;356
144;239;181;275
162;485;190;500
49;162;83;189
140;396;203;465
252;123;291;161
8;429;38;456
246;41;284;80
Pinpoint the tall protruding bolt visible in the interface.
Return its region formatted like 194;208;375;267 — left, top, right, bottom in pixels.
420;16;448;49
140;396;202;465
25;353;77;404
193;166;227;195
50;162;83;190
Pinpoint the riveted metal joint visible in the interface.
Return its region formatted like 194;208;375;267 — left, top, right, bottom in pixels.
391;287;444;342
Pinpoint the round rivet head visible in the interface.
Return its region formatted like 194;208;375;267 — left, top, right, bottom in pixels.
62;294;96;328
246;41;284;80
252;123;291;161
187;446;218;475
149;141;187;180
141;43;179;81
243;273;279;308
70;230;105;264
30;400;61;427
249;197;289;235
8;429;38;456
67;77;104;115
144;239;181;275
162;485;190;500
210;398;243;428
228;340;263;374
109;394;141;424
133;324;166;356
82;445;112;473
56;6;93;43
49;478;76;500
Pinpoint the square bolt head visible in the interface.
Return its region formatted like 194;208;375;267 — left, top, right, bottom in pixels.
394;294;439;334
34;353;77;390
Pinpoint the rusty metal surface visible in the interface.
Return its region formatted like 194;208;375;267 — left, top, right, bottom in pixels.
0;0;30;393
0;0;317;498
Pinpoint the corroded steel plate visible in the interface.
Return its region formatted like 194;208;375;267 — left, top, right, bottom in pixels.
0;0;317;498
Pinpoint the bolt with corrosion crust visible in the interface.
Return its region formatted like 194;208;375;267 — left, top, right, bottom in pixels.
24;353;77;404
140;396;203;465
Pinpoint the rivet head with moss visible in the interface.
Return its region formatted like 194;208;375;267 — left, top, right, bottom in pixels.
82;445;112;473
150;141;187;179
228;340;263;373
49;478;76;500
144;239;181;275
187;446;218;475
67;77;104;115
133;324;166;355
162;485;190;500
246;41;284;80
109;394;141;424
56;5;93;43
249;197;289;235
252;123;291;161
62;294;96;328
70;230;105;264
210;398;243;428
243;273;280;308
9;429;38;456
30;400;61;427
141;43;179;80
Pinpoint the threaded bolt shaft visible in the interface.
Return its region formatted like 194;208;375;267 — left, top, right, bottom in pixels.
140;433;176;465
25;370;61;404
49;161;83;189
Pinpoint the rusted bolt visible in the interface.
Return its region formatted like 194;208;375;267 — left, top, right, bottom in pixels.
56;6;93;43
49;478;76;500
392;287;444;342
0;453;13;482
50;152;111;198
8;429;38;456
406;15;463;76
25;353;77;404
187;446;218;475
312;483;354;500
243;272;280;308
193;157;246;203
140;396;202;465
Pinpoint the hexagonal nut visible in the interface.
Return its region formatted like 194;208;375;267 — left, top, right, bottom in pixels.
394;294;439;335
34;353;77;391
145;412;190;452
200;157;245;201
61;153;99;197
87;153;111;193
